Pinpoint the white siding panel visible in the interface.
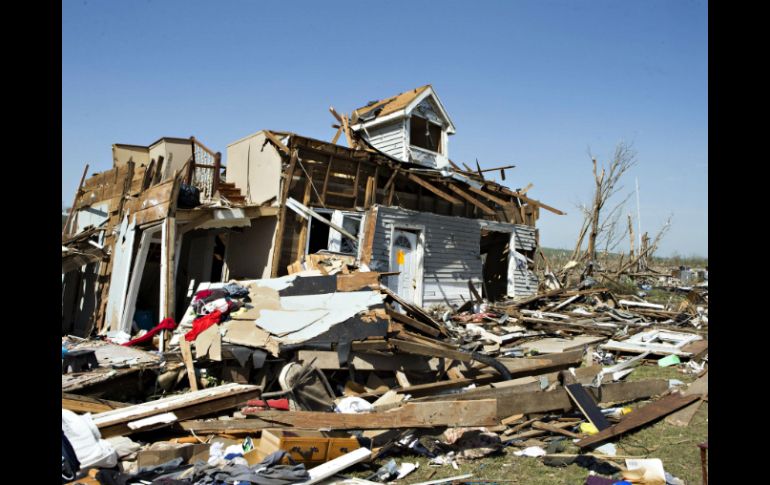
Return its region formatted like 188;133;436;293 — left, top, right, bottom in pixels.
364;121;406;161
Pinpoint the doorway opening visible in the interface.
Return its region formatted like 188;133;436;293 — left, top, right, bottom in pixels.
480;229;510;302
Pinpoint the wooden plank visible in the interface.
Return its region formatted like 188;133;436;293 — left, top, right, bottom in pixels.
92;383;258;427
501;414;525;426
359;375;496;399
394;371;411;388
62;393;127;414
227;400;497;430
385;307;440;337
576;393;701;448
391;339;474;364
101;392;259;438
588;379;669;404
297;350;447;372
331;127;342;145
565;384;610;430
492;349;585;374
296;448;372;485
378;286;445;334
352;160;362;201
160;216;176;351
351;340;389;352
270;149;299;277
63;163;90;236
506;420;577;440
532;421;584;439
406;174;463;205
445;184;496;215
383;166;400;193
665;372;708;426
465;184;514;208
321;155;334;202
418;378;668;419
501;187;565;215
372;166;380;204
179;338;199;392
340;113;355;149
364;176;374;208
296;175;313;255
264;130;291;155
475;159;485;180
337;272;380;292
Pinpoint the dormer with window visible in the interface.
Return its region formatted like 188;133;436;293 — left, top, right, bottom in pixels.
350;85;456;168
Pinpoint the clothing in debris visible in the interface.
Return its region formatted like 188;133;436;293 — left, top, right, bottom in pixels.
96;457;190;485
223;282;250;299
62;409;117;470
192;290;228;314
123;318;177;347
201;298;232;315
62;430;80;484
193;289;214;301
185;311;223;342
191;450;310;485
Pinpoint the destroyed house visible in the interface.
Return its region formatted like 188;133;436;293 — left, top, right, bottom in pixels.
62;86;563;338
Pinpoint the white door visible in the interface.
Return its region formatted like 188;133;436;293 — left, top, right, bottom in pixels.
390;230;420;305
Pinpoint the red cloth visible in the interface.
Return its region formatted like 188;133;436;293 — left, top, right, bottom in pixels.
184;310;222;341
244;398;290;410
193;289;214;301
122;318;177;347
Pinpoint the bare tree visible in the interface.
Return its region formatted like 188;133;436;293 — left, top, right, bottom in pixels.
571;142;638;276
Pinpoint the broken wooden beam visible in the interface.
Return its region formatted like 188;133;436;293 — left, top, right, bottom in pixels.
406;173;463;205
386;306;441;337
186;400;497;432
91;383;260;437
263;130;291;155
446;184;496;215
62;393;128;414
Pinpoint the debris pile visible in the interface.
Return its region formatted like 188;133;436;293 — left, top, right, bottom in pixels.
62;268;707;484
61;86;706;484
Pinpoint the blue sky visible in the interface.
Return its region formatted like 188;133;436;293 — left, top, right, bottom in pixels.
62;0;707;257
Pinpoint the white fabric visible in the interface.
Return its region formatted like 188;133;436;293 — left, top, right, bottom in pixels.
514;446;547;457
202;298;230;315
335;397;373;414
62;409;118;469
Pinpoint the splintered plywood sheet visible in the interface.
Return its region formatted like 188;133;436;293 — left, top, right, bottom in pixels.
665;372;708;426
195;324;222;361
520;336;607;354
221;320;272;347
229;285;281;321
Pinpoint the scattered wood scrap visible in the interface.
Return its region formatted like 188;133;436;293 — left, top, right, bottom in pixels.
92;383;260;437
577;393;701;448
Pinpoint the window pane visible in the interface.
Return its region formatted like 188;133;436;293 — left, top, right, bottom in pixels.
410;116;441;152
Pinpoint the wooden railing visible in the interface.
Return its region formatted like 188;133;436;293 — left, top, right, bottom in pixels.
186;136;222;201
